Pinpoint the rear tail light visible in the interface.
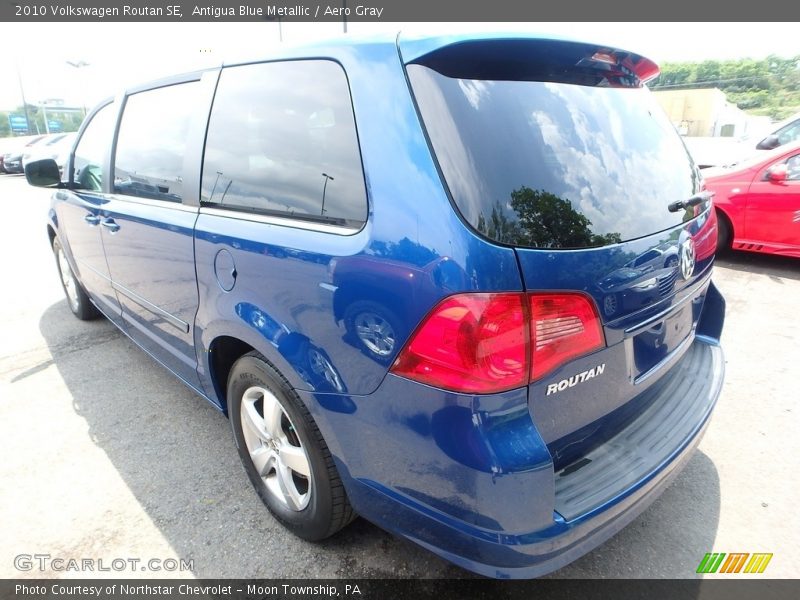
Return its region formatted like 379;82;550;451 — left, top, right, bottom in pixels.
391;294;528;394
391;292;604;394
530;294;604;381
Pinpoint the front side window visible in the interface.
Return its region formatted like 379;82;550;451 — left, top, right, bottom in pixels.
73;102;116;192
202;60;367;229
113;81;199;202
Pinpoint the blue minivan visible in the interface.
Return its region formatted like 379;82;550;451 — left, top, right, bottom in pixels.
26;32;725;578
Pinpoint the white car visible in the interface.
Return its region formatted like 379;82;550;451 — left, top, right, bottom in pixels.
686;111;800;169
22;132;77;175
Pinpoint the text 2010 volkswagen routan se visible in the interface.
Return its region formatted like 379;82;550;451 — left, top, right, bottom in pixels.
27;32;725;578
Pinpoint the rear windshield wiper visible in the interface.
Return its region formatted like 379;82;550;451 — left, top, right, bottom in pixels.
668;191;714;213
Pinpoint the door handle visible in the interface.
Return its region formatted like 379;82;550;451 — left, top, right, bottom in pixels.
101;218;120;233
84;214;100;226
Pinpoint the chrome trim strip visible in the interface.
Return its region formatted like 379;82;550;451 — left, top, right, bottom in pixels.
111;281;189;333
622;269;713;336
106;194;201;213
199;206;360;235
75;259;112;282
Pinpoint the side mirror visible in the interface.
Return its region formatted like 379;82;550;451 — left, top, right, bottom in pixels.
25;158;62;188
766;163;788;183
756;134;780;151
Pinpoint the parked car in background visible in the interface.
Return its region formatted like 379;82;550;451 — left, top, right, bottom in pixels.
1;135;46;174
25;32;726;579
686;111;800;169
754;111;800;151
23;132;77;176
705;141;800;257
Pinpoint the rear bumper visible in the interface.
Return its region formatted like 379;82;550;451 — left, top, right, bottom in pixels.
301;338;724;578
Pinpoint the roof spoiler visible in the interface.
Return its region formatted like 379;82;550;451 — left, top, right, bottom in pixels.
401;36;660;88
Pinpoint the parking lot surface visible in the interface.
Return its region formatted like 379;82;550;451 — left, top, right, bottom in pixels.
1;174;798;578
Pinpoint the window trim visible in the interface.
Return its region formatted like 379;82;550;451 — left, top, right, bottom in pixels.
105;193;201;213
199;57;369;235
198;206;362;235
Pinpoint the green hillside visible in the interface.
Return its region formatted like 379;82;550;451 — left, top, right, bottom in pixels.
650;56;800;120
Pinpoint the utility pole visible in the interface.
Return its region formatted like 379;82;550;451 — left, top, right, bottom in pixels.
66;60;90;118
42;103;50;134
16;65;32;135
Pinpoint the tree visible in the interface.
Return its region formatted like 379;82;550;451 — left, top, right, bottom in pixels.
651;55;800;120
477;187;621;249
0;113;10;137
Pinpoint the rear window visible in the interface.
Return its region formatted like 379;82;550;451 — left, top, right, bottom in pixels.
408;62;701;249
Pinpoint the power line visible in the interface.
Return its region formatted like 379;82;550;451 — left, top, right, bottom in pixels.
652;76;778;89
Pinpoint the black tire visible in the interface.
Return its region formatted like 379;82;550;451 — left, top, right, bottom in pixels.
716;210;732;253
343;300;404;364
52;237;100;320
228;351;355;541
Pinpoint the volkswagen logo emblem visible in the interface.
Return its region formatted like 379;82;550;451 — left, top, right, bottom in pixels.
679;238;696;280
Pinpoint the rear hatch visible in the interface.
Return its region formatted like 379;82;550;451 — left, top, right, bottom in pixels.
404;37;717;469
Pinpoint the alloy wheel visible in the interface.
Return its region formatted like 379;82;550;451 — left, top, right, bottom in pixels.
239;386;312;511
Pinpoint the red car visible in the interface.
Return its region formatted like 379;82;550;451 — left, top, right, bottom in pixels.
705;141;800;257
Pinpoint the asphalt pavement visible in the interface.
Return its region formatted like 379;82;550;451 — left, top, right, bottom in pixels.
0;174;797;579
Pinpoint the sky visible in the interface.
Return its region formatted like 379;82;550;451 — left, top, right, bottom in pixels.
1;22;798;112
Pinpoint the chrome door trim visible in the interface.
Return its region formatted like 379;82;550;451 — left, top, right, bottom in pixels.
111;280;190;333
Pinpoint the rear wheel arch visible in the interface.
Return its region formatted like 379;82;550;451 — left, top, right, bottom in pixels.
715;208;734;251
207;336;256;413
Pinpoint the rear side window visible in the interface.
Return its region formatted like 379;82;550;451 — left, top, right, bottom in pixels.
408;57;701;249
73;102;115;192
113;81;199;202
201;60;367;229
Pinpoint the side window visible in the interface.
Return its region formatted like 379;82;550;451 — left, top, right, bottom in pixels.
73;102;115;192
787;155;800;181
113;81;199;202
202;60;367;229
